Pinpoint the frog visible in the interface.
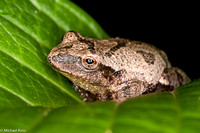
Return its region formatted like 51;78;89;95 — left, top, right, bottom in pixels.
48;31;191;102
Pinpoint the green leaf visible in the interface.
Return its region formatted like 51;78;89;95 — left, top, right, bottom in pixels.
0;80;200;133
0;0;108;108
0;0;200;133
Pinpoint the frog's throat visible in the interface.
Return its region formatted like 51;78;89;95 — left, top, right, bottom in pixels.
59;71;111;95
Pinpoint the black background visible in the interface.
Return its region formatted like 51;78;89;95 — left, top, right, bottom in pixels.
72;1;199;80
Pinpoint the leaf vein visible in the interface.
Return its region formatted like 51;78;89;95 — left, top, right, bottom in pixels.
0;84;35;106
0;17;82;103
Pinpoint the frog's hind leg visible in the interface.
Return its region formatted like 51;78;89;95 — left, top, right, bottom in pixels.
158;67;191;90
73;84;97;102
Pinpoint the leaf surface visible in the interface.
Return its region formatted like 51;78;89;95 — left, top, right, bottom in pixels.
0;0;199;133
0;80;199;133
0;0;108;107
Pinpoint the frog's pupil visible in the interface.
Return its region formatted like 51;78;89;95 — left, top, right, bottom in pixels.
86;58;94;64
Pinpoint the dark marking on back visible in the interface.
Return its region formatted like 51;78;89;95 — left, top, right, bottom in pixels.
136;50;155;65
79;38;96;54
105;40;127;57
98;63;115;83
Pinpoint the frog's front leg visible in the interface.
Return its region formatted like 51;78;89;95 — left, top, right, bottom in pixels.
158;67;191;90
73;85;97;102
108;80;146;102
73;85;115;102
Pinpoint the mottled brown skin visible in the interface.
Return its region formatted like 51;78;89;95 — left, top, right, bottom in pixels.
48;31;191;102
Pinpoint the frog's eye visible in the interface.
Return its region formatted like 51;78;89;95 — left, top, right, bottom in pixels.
82;56;98;70
86;58;94;64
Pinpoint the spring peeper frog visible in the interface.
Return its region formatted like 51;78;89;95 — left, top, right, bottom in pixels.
48;31;190;102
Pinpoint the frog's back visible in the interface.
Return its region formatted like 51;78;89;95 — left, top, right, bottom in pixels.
98;38;170;85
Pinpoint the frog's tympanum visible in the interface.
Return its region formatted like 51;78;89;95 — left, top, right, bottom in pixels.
48;31;190;102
